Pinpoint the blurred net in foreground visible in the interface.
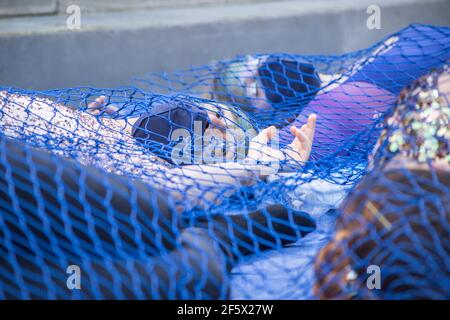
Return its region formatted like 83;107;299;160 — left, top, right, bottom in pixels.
0;24;449;299
314;166;450;299
315;64;450;299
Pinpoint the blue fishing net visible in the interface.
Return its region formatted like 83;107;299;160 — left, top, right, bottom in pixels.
0;24;449;299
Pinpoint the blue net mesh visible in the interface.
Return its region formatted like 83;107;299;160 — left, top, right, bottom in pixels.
0;23;449;299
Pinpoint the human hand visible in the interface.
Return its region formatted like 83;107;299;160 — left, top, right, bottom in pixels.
87;95;118;116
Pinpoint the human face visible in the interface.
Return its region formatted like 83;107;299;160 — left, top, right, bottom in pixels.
202;103;255;161
241;56;272;110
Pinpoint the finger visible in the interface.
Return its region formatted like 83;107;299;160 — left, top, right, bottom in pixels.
290;128;311;149
87;100;99;109
295;128;311;145
290;126;298;137
290;126;307;142
87;96;106;109
290;123;305;134
94;96;106;107
252;126;274;145
266;126;278;140
300;123;307;133
296;114;316;142
104;104;119;115
290;128;312;156
97;95;106;104
305;114;317;143
288;127;298;148
307;113;317;132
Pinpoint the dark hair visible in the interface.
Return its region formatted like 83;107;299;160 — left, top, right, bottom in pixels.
314;165;450;299
132;100;209;164
258;57;321;106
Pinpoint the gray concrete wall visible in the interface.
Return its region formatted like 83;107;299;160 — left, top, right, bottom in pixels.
0;0;57;17
56;0;282;13
0;0;287;16
0;0;449;90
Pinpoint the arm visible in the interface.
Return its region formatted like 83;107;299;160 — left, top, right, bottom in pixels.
87;95;316;209
174;113;316;186
87;95;138;135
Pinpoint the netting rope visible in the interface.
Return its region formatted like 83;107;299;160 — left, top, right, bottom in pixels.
0;23;449;299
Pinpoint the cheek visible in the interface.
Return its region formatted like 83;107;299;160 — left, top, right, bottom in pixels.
203;128;213;137
203;128;226;149
204;127;224;140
